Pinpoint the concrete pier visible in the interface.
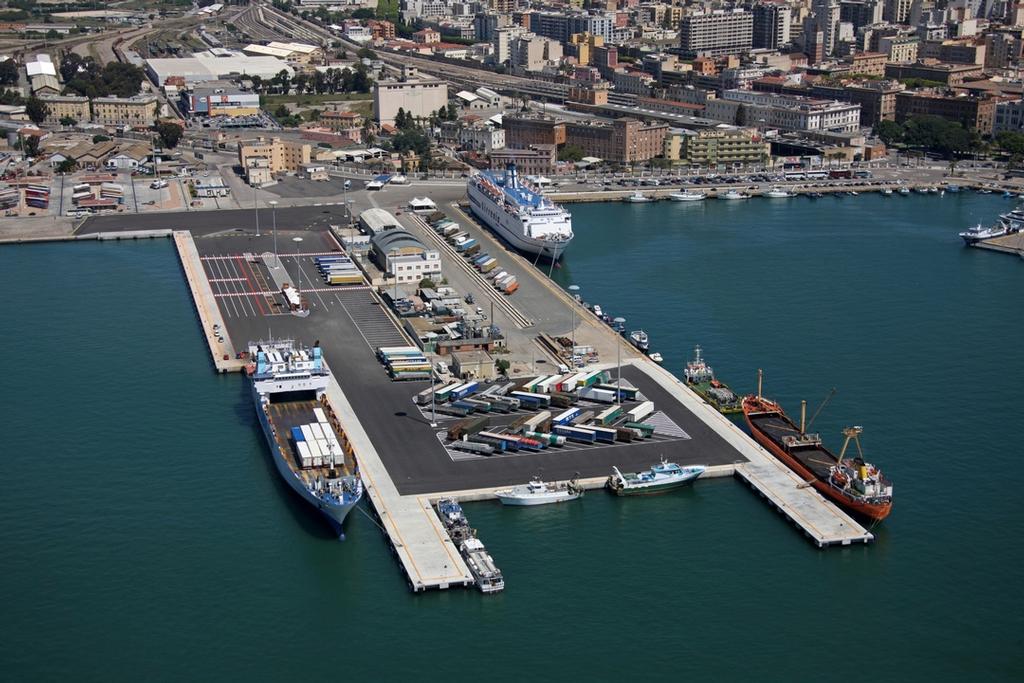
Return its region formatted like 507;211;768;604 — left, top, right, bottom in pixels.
973;232;1024;256
323;372;474;592
173;231;244;373
624;359;875;547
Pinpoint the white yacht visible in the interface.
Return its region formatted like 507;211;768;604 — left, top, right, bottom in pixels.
763;187;795;198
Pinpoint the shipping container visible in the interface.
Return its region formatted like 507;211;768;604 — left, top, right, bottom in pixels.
596;405;623;425
571;410;595;426
596;384;639;402
296;440;313;468
522;410;552;433
291;426;305;442
477;431;520;451
580;387;617;404
450;440;494;456
553;407;581;425
451;400;479;414
436;404;470;417
524;430;566;447
300;424;315;443
588;425;618;443
434;382;462;402
461;398;492;413
309;423;326;440
313;407;328;423
552;425;596;443
549;392;575;409
451;381;479;400
626;401;655;423
447;416;490;440
624;421;655;438
509;390;550;408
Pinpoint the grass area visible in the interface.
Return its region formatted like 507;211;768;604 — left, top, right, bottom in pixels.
349;100;372;118
261;93;372;107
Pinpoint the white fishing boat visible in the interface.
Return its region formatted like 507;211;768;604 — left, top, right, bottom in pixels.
495;477;583;506
624;191;654;203
763;186;795;198
881;188;893;196
719;189;749;200
669;190;706;201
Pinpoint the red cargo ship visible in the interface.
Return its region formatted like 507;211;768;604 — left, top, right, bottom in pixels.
742;379;893;522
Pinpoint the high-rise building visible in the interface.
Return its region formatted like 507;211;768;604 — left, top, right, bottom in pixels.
812;0;842;57
679;9;754;57
752;3;792;49
884;0;912;23
839;0;884;28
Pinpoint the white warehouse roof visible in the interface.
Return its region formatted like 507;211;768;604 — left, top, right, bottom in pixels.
26;61;57;77
146;55;293;84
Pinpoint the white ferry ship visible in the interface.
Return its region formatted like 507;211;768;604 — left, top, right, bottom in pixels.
247;340;363;538
466;165;573;260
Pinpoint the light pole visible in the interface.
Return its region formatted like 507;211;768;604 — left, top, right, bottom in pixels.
346;198;354;227
567;284;580;354
292;237;303;293
613;316;625;404
429;372;437;428
254;183;260;237
269;200;279;268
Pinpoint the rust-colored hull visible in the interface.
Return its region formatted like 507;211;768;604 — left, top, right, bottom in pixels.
743;397;892;522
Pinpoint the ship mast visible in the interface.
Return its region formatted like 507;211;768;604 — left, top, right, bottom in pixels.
805;388;837;432
757;369;763;399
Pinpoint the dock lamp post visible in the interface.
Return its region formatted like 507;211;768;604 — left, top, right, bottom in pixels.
269;200;279;268
254;184;260;237
613;316;626;404
567;284;580;353
292;237;303;293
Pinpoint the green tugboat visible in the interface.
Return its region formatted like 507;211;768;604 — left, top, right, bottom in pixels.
683;346;742;414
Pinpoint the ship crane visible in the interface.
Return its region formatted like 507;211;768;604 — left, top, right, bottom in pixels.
838;426;865;463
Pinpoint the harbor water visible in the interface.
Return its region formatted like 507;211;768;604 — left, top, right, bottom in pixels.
2;193;1022;681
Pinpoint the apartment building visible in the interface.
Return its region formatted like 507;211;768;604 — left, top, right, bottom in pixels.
39;95;90;125
679;10;754;57
752;3;792;50
91;95;159;126
895;90;995;133
666;127;770;165
238;137;313;184
564;118;668;163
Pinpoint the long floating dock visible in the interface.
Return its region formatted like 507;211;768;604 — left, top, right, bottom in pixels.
173;231;244;373
323;372;474;592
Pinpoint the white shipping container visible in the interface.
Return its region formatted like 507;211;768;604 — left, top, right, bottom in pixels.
296;441;313;468
627;400;655;423
300;424;315;443
313;407;328;423
306;437;323;460
309;423;326;440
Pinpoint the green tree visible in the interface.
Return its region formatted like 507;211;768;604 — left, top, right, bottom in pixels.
356;47;377;60
154;121;183;149
495;358;510;375
874;119;903;146
558;143;585;163
25;96;48;125
394;107;407;129
59;115;77;127
995;131;1024;157
21;134;40;157
56;158;77;173
92;134;110;143
0;59;18;86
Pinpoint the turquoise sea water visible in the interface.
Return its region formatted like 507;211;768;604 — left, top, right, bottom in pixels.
1;194;1022;681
